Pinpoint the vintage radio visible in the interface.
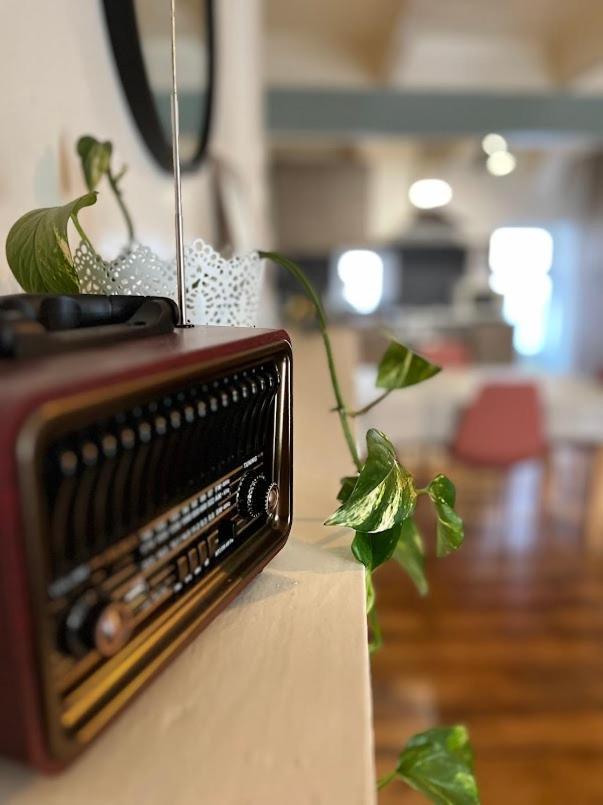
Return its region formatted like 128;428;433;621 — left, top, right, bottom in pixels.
0;294;293;770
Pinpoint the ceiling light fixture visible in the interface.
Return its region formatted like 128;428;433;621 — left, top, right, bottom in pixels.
408;178;453;210
486;151;517;177
481;132;508;155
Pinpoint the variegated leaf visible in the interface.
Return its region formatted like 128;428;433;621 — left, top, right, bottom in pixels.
352;528;400;571
377;341;441;390
427;474;464;557
77;136;113;192
5;193;97;293
393;518;428;596
386;725;480;804
325;429;416;533
337;475;358;503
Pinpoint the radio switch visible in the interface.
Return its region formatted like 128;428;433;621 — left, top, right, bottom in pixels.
197;541;209;566
188;548;200;574
207;533;219;558
177;556;188;582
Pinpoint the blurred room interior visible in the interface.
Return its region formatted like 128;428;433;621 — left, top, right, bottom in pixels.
1;1;603;803
265;2;603;802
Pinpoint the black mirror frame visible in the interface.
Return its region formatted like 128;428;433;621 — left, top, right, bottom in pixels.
101;0;215;173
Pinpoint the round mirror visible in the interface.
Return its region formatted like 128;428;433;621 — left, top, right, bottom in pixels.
102;0;214;173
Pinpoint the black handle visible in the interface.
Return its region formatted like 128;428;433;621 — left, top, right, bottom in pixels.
0;294;179;358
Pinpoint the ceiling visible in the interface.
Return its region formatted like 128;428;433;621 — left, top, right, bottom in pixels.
397;0;574;38
265;2;603;252
264;0;603;88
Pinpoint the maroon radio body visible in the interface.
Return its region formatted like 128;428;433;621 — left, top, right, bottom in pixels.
0;326;293;770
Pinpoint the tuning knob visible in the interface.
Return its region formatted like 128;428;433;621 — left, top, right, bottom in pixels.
237;472;280;519
62;591;133;658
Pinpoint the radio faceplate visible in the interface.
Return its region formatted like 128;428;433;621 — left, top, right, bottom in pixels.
2;331;292;768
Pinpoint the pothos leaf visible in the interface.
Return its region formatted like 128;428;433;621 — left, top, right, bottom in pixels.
427;474;464;557
434;503;464;558
377;341;441;390
393;518;428;596
392;725;480;804
77;135;113;192
428;474;456;508
5;192;97;293
337;475;358;503
325;430;416;532
352;528;399;571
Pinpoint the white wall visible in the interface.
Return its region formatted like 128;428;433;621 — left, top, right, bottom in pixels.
271;158;370;253
0;0;269;311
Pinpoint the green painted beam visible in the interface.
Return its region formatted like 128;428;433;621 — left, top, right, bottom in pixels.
265;88;603;137
156;93;206;136
158;88;603;138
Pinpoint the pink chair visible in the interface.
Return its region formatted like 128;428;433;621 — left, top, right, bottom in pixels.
451;383;548;467
418;338;472;369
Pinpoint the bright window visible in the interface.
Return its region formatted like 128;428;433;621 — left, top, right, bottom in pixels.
488;227;554;356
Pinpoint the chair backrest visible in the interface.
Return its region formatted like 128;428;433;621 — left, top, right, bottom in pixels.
418;338;471;368
451;382;547;467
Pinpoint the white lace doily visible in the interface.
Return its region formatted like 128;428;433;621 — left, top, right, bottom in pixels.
74;239;263;327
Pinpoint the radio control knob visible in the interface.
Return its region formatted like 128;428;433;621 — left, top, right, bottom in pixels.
264;482;280;516
63;593;133;659
237;472;279;519
93;602;134;658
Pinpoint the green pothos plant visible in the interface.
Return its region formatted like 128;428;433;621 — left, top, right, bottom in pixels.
259;253;478;804
4;135;480;805
5;137;130;294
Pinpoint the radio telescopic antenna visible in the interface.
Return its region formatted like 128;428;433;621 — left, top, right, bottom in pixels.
170;0;187;326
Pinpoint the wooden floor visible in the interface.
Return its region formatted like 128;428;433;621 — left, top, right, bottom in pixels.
372;446;603;804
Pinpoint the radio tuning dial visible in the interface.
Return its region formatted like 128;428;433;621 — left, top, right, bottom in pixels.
93;602;134;657
63;593;133;659
237;472;279;519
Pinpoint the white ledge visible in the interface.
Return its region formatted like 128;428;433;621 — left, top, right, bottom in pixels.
0;522;375;805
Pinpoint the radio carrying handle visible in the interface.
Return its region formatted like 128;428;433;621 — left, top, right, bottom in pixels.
0;294;179;359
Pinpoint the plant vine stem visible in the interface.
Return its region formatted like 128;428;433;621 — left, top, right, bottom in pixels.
368;601;383;654
71;217;101;261
347;389;392;418
108;169;135;244
377;771;397;791
259;251;362;472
